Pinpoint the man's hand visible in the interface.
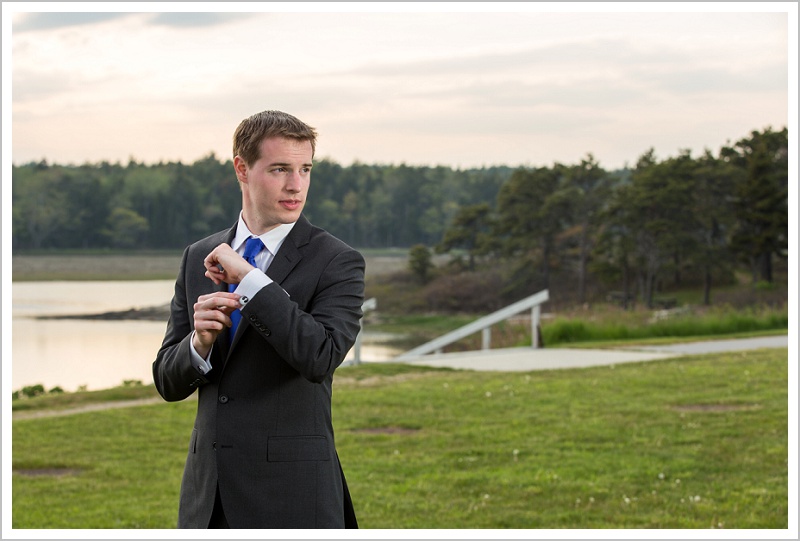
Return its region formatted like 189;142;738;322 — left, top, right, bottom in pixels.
192;291;241;358
203;243;256;285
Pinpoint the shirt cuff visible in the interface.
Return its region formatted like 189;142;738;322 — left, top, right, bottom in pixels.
189;331;213;375
235;268;273;307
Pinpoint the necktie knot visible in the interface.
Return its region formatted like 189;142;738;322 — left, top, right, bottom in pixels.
242;237;265;266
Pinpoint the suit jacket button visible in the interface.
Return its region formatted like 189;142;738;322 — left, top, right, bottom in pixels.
218;395;229;404
264;329;271;336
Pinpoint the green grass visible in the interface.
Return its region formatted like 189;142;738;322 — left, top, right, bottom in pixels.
541;305;788;346
12;348;788;529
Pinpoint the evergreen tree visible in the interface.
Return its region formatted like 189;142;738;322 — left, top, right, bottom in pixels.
722;127;788;284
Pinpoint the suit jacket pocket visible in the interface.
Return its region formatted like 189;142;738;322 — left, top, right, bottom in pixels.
268;435;330;462
189;428;198;454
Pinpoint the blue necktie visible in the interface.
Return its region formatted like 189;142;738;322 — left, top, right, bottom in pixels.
229;237;265;341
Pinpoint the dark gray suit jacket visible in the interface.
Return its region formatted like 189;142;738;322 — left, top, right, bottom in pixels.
153;215;364;528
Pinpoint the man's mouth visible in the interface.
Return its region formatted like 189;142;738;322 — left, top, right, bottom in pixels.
280;200;302;210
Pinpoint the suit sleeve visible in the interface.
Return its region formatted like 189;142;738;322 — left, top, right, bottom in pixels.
152;246;213;401
241;247;365;383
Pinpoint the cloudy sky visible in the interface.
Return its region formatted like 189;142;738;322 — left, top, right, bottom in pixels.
3;2;796;171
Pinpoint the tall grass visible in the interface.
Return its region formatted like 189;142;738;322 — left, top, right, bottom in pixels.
542;304;788;346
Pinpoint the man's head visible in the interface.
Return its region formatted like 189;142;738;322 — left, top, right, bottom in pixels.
233;111;316;234
233;110;318;166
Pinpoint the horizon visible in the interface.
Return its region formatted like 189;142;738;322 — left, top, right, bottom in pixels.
10;123;788;172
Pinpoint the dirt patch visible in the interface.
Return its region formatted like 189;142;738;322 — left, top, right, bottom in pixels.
351;427;420;435
14;468;83;477
672;403;760;413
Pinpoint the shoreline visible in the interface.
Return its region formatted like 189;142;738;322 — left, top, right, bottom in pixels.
36;304;172;321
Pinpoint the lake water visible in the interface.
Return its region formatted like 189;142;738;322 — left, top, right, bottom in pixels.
10;280;401;392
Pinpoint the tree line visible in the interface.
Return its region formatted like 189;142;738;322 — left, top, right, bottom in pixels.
434;127;788;307
11;154;511;251
12;126;787;306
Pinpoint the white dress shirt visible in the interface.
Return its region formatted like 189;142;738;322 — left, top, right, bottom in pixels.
190;214;295;373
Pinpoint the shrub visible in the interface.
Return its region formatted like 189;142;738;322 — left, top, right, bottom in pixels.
20;384;45;398
408;244;434;284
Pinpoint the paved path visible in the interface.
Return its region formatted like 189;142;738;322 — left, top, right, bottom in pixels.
397;335;789;372
622;335;789;355
12;397;169;421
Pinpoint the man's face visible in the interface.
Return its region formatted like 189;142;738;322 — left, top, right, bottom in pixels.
235;136;312;235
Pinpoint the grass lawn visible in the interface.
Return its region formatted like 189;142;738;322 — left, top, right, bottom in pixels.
11;348;788;530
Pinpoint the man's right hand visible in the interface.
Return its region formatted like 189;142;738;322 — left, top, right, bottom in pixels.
191;291;241;358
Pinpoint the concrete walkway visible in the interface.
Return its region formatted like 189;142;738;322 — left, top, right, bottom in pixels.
396;335;790;372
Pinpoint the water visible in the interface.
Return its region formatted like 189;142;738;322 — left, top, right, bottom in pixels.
11;281;401;392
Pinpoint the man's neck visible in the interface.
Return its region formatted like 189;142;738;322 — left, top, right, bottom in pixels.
241;215;280;236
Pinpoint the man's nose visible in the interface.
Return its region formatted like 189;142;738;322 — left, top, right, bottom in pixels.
285;172;302;192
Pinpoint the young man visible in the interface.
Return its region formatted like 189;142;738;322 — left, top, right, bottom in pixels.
153;110;364;528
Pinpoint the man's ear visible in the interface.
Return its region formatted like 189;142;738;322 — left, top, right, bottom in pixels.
233;156;249;183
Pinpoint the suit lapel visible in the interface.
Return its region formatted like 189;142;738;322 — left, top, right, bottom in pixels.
266;215;311;285
266;238;301;285
224;216;311;359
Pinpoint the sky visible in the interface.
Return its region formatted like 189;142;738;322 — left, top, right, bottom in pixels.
3;2;796;172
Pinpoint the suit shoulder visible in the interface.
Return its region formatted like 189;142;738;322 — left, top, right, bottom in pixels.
307;224;363;260
178;229;232;271
186;229;231;253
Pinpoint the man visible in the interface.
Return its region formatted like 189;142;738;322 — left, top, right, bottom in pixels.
153;110;364;529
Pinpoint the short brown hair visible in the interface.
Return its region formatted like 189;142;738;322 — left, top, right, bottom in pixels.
232;110;318;165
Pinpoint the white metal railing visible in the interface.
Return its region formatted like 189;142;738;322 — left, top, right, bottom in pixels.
350;297;377;365
395;289;549;360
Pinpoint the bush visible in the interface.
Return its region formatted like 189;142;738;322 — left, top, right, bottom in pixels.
12;384;66;400
408;244;434;284
19;384;45;398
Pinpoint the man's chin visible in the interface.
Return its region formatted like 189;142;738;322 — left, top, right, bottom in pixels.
279;209;303;223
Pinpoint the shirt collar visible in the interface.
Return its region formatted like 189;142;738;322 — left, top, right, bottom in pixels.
232;212;296;256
